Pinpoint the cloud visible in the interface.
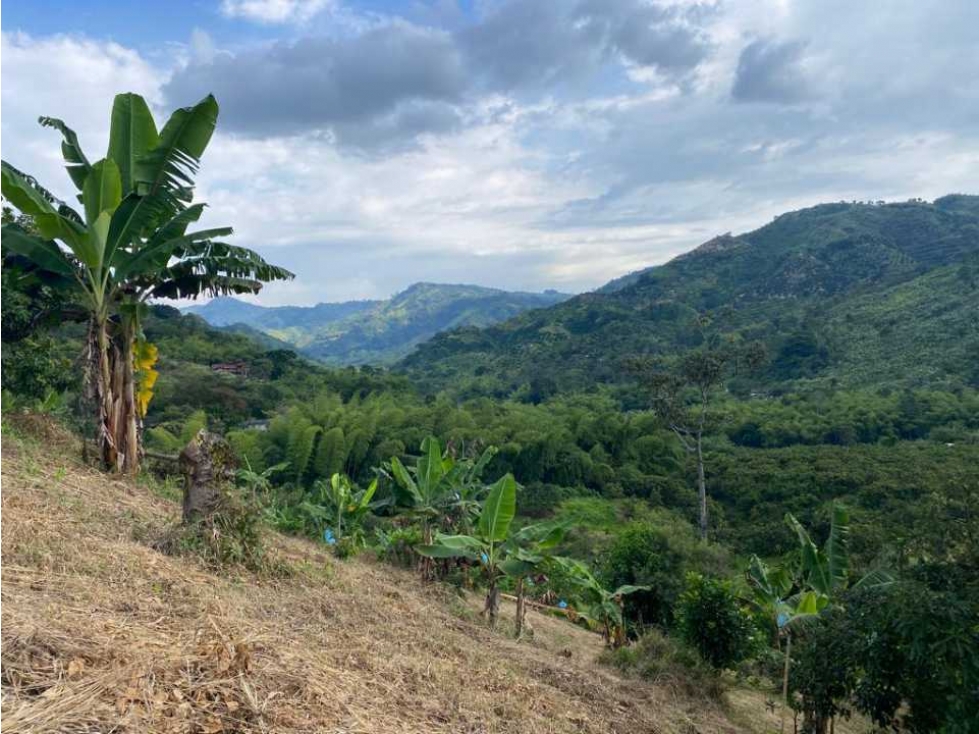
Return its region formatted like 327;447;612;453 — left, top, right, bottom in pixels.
219;0;333;24
166;0;714;148
731;38;811;103
164;22;467;146
0;32;164;204
4;0;979;306
462;0;711;91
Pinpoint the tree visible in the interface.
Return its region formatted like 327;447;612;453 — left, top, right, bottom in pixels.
1;205;86;401
418;473;519;625
499;521;569;637
302;473;380;553
746;504;893;734
631;319;765;540
1;93;292;473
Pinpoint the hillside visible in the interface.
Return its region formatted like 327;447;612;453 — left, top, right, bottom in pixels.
0;420;777;734
401;196;979;395
185;283;571;366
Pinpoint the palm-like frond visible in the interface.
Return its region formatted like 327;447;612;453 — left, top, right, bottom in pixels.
0;224;78;279
852;568;895;590
39;116;92;192
825;503;850;591
108;95;219;253
107;93;159;195
134;94;217;205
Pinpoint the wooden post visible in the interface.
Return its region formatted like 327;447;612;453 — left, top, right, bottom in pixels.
781;632;792;734
515;577;526;638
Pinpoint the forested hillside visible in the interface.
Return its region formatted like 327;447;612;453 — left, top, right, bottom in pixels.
186;283;571;365
403;196;979;397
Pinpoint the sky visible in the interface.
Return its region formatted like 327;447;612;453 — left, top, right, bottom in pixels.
2;0;977;306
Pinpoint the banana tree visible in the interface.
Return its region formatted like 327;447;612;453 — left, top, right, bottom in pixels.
236;458;290;502
387;436;496;577
444;444;499;533
1;93;292;472
747;504;893;733
417;473;518;625
554;558;648;648
499;521;568;638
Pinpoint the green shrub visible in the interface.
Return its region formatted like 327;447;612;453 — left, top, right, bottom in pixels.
602;628;724;700
676;572;757;670
789;563;979;733
601;517;731;628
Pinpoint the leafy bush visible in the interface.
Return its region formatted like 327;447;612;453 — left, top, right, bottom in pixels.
676;573;757;670
374;524;423;567
601;517;731;628
374;525;422;568
602;629;724;700
784;561;979;733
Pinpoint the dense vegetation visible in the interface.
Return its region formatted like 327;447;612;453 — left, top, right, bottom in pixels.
186;282;570;365
3;185;977;731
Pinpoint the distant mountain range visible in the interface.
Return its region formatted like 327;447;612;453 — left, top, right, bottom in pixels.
183;283;571;365
401;195;979;396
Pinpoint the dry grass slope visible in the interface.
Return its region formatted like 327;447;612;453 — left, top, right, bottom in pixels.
1;419;764;733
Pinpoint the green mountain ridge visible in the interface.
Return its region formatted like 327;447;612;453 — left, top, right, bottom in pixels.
184;282;572;366
400;195;979;396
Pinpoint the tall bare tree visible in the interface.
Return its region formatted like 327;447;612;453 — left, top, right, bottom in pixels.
630;317;765;540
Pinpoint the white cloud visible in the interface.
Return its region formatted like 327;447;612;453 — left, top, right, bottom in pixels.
219;0;333;25
1;32;164;204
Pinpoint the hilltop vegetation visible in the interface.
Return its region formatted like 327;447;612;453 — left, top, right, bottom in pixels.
403;196;979;397
186;282;570;366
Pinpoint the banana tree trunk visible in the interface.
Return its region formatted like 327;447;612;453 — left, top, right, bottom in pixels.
484;577;500;626
781;632;792;734
419;522;434;581
119;322;141;474
87;316;142;474
88;318;118;471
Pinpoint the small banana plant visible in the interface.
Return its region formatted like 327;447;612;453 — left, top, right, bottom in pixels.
302;473;381;550
499;521;569;638
554;558;648;648
746;503;893;728
385;436;497;578
236;458;289;502
417;473;518;626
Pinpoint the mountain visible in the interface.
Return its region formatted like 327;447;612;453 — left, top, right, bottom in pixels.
401;195;979;395
185;283;571;366
184;298;379;331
